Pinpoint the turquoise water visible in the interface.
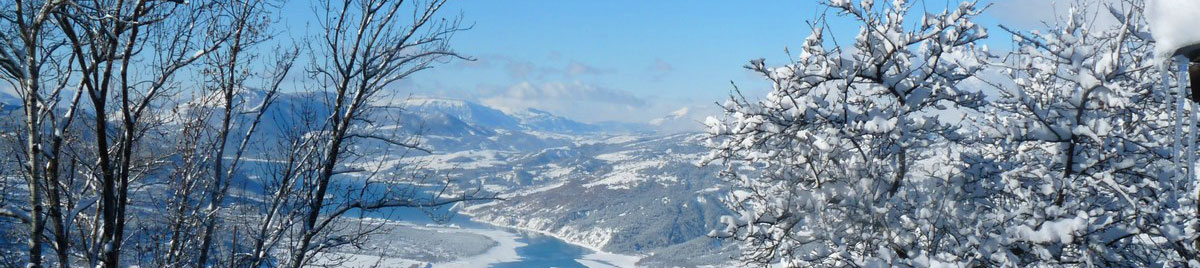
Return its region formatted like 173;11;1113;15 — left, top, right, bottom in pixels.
487;230;593;268
233;162;622;267
380;207;617;268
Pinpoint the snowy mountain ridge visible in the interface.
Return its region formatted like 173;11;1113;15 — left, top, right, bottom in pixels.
398;96;654;135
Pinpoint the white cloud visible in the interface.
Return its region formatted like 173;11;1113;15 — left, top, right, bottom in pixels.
668;106;689;118
494;81;645;106
449;54;617;79
566;60;611;76
470;81;717;132
647;58;673;81
479;81;648;122
649;107;688;126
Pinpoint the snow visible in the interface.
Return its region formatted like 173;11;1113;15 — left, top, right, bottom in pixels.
403;150;510;170
582;159;669;189
697;1;1197;265
594;150;635;162
507;181;567;198
694;186;721;193
312;252;424;268
600;135;641;144
13;1;1194;266
401;97;470;110
307;221;513;268
863;116;897;133
1014;213;1088;244
1146;0;1200;56
434;227;523;268
460;208;645;266
649;107;690;126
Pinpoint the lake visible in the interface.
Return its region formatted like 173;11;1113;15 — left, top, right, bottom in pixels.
378;207;638;268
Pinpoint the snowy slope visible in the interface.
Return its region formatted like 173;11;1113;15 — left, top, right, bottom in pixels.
253;96;737;266
454;134;738;266
367;99;735;266
0;91;17;112
400;97;523;130
509;108;601;133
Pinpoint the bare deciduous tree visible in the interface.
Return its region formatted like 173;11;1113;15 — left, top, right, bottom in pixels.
51;1;228;267
0;0;487;267
0;1;84;267
280;0;493;267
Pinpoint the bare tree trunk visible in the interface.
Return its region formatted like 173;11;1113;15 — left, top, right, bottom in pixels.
53;1;224;266
3;1;483;267
44;87;83;268
291;77;358;268
23;65;46;268
195;14;247;268
197;2;280;262
2;1;67;267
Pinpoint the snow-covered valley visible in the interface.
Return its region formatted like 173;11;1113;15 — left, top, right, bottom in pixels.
0;89;733;267
223;95;736;267
4;0;1200;267
338;97;737;267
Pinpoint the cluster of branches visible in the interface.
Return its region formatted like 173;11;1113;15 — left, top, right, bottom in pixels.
0;0;491;268
705;0;1197;267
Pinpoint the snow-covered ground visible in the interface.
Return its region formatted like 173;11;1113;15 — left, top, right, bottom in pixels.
310;221;510;267
458;211;645;267
313;218;642;268
433;227;522;268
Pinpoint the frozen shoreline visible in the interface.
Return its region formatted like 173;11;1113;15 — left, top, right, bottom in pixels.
459;211;644;268
314;220;522;268
323;216;642;267
432;224;524;268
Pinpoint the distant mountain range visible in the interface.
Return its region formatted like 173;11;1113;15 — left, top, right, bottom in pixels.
0;91;19;112
396;97;660;135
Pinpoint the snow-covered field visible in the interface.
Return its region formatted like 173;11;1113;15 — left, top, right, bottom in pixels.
310;221;506;267
429;227;521;268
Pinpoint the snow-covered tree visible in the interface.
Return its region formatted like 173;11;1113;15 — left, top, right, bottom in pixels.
707;0;1200;267
968;1;1197;266
704;0;990;266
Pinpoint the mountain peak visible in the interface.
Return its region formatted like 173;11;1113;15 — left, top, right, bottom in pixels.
0;91;17;112
401;96;647;135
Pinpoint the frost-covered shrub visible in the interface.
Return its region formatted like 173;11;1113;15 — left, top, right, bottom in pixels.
973;1;1196;266
704;0;990;266
705;0;1199;267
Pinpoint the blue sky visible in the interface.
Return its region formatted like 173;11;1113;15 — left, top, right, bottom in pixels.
381;1;836;128
281;0;1067;131
0;0;1079;131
